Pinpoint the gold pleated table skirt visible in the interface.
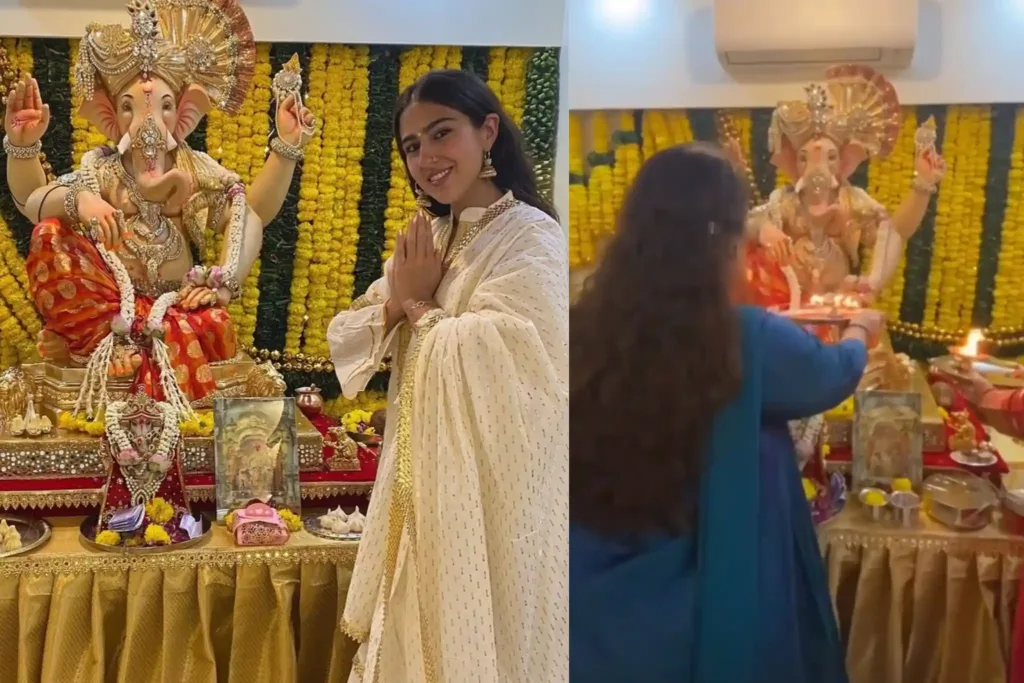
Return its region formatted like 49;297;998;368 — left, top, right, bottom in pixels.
821;504;1024;683
0;517;358;683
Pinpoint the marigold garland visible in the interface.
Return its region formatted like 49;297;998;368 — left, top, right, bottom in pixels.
587;112;615;237
284;44;328;354
332;47;371;316
382;47;433;262
866;110;917;319
924;107;965;328
232;43;272;349
941;106;989;330
501;48;530;126
521;48;559;201
568;114;588;267
667;111;694;146
992;107;1024;329
299;45;346;360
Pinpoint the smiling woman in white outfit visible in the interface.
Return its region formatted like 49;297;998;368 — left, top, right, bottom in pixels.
327;69;568;683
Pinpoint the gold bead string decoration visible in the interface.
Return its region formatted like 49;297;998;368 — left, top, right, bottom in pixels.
245;346;392;375
887;320;1024;347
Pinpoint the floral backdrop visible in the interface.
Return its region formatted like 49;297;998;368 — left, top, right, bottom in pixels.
570;107;1024;359
0;39;560;417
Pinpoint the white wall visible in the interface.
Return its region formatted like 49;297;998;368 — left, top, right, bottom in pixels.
0;0;565;46
568;0;1024;110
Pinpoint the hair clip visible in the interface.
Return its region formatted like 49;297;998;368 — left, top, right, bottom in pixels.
708;221;719;235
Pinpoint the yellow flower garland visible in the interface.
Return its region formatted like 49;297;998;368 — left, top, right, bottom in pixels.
284;44;328;354
323;390;388;420
645;111;672;153
382;47;433;263
445;46;463;70
922;106;959;328
568;114;588;267
611;113;631;219
300;44;346;360
939;106;989;330
332;47;371;317
667;111;694;146
992;106;1024;329
501;48;530;126
233;43;272;349
587;112;615;237
487;47;506;107
729;109;752;162
866;109;918;320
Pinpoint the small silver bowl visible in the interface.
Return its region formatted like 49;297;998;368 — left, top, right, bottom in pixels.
889;490;921;528
859;487;890;522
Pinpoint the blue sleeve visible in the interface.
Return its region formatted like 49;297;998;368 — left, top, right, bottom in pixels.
755;309;868;420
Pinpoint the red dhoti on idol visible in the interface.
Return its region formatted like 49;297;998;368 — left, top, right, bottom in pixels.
27;219;237;403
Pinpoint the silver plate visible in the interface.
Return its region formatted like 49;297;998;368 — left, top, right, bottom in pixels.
0;514;52;558
303;515;362;541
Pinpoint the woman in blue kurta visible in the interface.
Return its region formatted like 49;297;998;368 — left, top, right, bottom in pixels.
570;144;883;683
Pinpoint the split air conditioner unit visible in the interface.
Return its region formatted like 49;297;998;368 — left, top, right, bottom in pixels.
713;0;918;71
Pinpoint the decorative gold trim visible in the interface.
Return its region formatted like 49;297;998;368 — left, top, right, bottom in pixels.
0;480;373;511
820;529;1024;555
341;616;369;644
887;320;1024;347
299;481;375;498
0;542;359;577
0;488;103;509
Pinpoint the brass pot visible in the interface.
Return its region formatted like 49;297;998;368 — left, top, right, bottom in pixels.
295;384;324;418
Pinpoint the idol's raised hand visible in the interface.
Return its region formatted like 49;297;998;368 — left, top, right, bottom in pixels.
276;93;316;148
393;212;443;312
4;76;50;147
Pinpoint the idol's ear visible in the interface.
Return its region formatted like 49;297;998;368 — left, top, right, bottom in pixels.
77;90;118;142
769;137;799;180
174;85;212;141
838;142;869;180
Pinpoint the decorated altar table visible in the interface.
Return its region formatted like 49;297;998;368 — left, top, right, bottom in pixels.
0;517;358;683
820;503;1024;683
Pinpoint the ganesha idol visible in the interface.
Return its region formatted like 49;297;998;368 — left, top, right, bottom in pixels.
747;64;946;308
2;0;311;422
738;65;950;461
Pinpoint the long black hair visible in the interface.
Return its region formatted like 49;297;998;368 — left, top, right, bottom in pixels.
393;69;558;221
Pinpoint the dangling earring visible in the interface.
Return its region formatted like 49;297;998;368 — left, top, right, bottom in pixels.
479;150;497;179
414;184;432;209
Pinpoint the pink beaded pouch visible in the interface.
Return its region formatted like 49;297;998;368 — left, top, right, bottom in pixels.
233;502;290;546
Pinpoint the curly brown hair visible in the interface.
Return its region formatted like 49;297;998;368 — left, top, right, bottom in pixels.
571;143;749;536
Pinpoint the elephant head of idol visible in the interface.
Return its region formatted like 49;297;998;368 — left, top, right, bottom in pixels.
769;64;902;218
73;0;255;207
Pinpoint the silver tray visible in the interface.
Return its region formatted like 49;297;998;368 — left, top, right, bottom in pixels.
303;515;362;541
0;514;52;558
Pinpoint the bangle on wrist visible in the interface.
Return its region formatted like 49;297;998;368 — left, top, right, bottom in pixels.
846;321;871;338
911;176;937;195
2;135;42;159
270;136;304;161
63;183;88;225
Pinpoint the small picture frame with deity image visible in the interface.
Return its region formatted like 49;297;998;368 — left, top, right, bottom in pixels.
852;390;923;492
213;397;301;522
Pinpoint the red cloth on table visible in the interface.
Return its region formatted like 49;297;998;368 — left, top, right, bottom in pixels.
27;219;237;401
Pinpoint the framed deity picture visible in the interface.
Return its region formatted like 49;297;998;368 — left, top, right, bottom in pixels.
213;397;301;522
852;390;923;492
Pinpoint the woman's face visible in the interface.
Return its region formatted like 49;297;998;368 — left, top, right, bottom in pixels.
399;100;498;206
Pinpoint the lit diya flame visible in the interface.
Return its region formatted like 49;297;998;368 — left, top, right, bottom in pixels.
951;328;986;372
955;329;985;358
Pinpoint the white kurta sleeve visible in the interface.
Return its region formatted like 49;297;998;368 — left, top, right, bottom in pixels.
408;220;568;682
326;267;402;399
